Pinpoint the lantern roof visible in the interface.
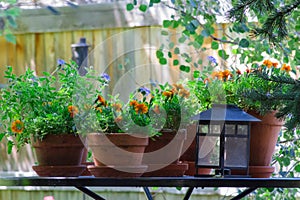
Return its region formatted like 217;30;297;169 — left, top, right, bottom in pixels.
191;104;261;122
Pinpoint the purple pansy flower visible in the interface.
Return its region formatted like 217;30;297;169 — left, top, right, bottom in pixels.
139;86;151;96
57;59;65;66
207;56;217;65
101;73;110;82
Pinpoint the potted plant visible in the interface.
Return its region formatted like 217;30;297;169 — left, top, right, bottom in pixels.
74;74;160;177
140;82;193;177
0;60;87;177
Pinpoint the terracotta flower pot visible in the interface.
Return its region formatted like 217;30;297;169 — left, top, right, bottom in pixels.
86;133;149;177
32;134;85;166
31;134;86;177
247;110;284;166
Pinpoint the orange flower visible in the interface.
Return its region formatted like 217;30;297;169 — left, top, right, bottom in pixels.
68;105;79;117
263;60;273;68
179;89;190;98
281;63;291;72
135;103;148;114
272;62;278;68
153;105;160;114
113;103;122;112
114;116;123;123
97;95;107;106
162;91;173;98
130;100;138;107
11;120;24;134
222;69;231;79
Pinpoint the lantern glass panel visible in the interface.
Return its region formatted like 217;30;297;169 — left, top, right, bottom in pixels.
237;125;248;135
197;136;219;166
210;124;221;134
224;137;248;167
199;124;208;134
225;124;235;135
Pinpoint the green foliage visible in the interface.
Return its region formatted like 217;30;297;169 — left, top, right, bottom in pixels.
0;60;82;152
0;0;20;44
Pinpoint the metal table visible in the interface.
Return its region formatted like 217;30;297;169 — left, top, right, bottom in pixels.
0;176;299;200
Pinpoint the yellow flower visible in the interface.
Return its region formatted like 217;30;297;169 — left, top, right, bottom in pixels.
281;63;291;72
135;103;148;114
68;105;79;118
263;60;273;68
11;120;24;134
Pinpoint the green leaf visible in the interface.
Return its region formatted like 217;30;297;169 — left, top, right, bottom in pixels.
173;59;179;66
193;71;200;78
139;4;148;12
0;133;5;141
159;58;167;65
7;140;13;154
156;50;164;58
218;50;229;60
126;3;134;11
161;30;169;36
5;33;16;44
283;57;289;63
295;164;300;172
211;41;219;50
163;20;172;28
174;47;180;54
178;36;186;43
168;51;172;58
239;38;250;48
179;65;190;72
168;42;174;49
201;29;211;37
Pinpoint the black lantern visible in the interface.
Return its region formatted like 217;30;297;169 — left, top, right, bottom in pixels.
191;104;260;177
71;37;90;76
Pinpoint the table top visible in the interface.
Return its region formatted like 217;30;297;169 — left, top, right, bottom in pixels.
0;176;300;188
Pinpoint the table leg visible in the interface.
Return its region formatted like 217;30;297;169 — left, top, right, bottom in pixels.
143;187;154;200
230;187;257;200
75;186;106;200
183;187;194;200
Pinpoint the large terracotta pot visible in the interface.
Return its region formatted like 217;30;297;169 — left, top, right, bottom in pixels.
31;134;86;177
86;133;149;177
248;110;284;166
32;134;85;166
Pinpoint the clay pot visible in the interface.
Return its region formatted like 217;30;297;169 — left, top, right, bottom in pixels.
32;134;85;166
87;133;148;166
248;111;284;166
31;134;86;177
